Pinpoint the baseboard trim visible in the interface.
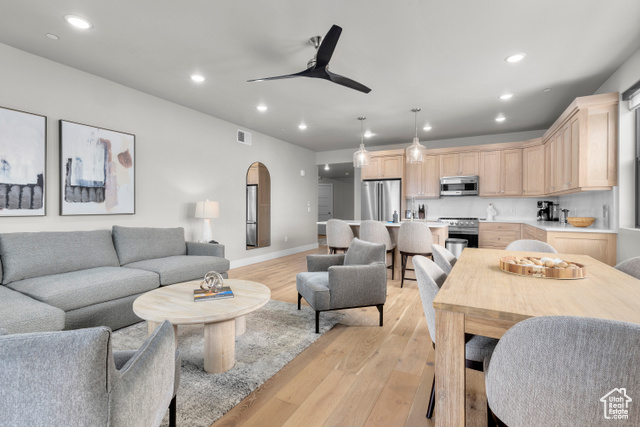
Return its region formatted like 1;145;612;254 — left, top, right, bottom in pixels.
230;243;319;269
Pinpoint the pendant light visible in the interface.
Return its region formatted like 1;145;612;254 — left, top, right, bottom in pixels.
406;108;426;163
353;116;371;168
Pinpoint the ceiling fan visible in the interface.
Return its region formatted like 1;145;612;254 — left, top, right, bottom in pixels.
247;25;371;94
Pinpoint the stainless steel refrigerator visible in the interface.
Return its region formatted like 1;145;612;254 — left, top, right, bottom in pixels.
246;185;257;246
361;179;402;221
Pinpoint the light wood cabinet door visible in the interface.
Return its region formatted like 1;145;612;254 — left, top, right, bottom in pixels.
380;155;404;179
479;223;522;249
582;103;617;188
523;145;545;196
460;152;479;176
361;157;381;180
405;161;422;197
421;155;440;197
247;164;259;185
479;150;501;196
439;153;460;177
546;231;617;266
501;149;523;196
554;132;564;193
544;142;552;194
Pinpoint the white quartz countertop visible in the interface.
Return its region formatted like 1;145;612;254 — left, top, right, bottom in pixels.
317;220;448;228
479;218;616;234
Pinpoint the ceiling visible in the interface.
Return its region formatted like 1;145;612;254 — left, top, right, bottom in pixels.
1;1;639;152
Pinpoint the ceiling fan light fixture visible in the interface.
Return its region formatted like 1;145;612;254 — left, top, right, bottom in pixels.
353;117;371;168
406;108;426;163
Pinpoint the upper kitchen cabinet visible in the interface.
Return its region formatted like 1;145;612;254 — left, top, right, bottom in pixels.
479;149;522;197
361;150;404;180
522;143;545;196
541;92;618;195
439;152;479;177
405;155;440;198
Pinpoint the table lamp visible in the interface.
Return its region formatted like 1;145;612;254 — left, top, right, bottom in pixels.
195;200;219;242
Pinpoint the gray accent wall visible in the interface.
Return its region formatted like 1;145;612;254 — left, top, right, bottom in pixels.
0;43;318;265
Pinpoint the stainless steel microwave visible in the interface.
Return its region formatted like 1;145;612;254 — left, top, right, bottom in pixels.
440;175;479;196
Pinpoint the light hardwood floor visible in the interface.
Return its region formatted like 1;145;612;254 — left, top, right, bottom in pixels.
212;246;487;427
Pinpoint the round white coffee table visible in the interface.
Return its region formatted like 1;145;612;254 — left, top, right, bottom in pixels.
133;279;270;373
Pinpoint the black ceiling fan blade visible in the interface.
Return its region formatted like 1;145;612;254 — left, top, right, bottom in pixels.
326;70;371;94
315;25;342;68
247;69;311;82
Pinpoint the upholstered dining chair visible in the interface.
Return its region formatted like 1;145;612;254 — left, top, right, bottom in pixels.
431;244;457;275
398;221;433;287
326;219;355;254
485;316;640;426
296;238;387;333
360;220;396;279
615;256;640;279
0;320;179;427
505;239;557;253
413;256;498;419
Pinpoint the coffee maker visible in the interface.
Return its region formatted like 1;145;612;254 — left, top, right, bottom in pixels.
537;201;553;221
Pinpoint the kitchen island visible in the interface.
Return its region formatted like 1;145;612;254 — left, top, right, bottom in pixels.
317;220;449;278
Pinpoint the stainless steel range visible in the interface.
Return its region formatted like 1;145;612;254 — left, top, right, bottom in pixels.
438;217;479;248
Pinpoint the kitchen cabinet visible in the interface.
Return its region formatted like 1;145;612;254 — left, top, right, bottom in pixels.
546;231;617;266
439;152;479;177
362;153;404;180
522;145;545;196
479;149;522;197
247;164;259;185
405;155;440;198
479;223;522;249
522;224;547;241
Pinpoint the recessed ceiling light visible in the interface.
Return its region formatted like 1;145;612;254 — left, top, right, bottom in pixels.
324;164;330;171
543;88;552;93
64;15;92;30
256;105;268;112
505;53;526;63
298;123;307;130
423;125;432;131
46;33;59;40
499;93;513;100
190;74;205;83
364;130;374;138
495;115;506;122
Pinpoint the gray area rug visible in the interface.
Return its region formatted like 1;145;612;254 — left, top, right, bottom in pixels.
112;299;343;427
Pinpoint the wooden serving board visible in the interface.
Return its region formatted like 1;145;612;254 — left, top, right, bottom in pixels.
499;256;587;279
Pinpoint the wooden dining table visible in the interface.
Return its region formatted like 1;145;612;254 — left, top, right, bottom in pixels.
432;248;640;426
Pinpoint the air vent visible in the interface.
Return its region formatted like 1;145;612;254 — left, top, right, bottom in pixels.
237;130;252;145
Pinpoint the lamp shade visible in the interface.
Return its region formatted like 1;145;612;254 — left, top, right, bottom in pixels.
195;200;219;218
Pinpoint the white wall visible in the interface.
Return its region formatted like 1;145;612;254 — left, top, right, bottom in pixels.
593;46;640;262
0;43;318;265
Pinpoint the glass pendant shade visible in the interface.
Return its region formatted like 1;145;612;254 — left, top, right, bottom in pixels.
353;143;371;168
406;108;426;163
353;117;370;168
406;137;426;163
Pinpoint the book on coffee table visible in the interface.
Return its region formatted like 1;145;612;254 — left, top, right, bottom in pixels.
193;286;234;302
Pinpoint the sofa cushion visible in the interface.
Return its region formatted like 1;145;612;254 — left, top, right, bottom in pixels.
7;266;159;312
124;255;230;286
0;230;120;285
344;238;385;266
296;272;330;311
112;226;187;265
0;286;65;334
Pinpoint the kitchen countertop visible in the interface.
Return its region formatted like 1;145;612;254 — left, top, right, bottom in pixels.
479;218;616;234
316;220;448;228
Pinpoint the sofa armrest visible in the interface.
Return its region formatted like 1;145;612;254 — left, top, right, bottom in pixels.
306;254;345;272
110;321;176;427
327;262;387;309
187;241;225;258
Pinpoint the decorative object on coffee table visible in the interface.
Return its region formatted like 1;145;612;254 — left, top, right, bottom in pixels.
0;106;46;216
133;278;270;373
200;270;224;293
59;120;135;215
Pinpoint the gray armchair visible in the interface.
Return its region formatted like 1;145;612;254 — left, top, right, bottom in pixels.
0;320;179;427
296;238;387;333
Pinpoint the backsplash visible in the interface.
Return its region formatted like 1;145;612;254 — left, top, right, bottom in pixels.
556;191;615;229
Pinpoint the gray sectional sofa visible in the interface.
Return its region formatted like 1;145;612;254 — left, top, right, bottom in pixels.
0;226;229;333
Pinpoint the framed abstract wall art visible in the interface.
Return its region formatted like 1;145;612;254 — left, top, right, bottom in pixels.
0;106;47;217
60;120;135;215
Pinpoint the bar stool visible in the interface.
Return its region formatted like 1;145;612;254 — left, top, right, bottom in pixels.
398;221;433;287
326;219;354;254
359;220;396;279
